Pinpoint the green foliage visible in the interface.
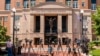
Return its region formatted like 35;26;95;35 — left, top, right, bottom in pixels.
90;49;100;56
92;7;100;36
93;41;100;46
0;23;11;42
88;41;96;50
0;42;6;47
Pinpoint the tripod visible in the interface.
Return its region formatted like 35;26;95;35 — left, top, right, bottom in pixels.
37;39;44;55
65;45;71;56
56;38;63;56
27;40;34;56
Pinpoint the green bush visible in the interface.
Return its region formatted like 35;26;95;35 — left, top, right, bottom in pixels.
90;49;100;56
0;42;6;47
88;42;96;50
92;41;100;46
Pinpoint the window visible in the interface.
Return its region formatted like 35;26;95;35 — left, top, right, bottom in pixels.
23;0;29;8
66;0;71;7
46;0;56;2
3;16;8;22
5;0;11;10
34;38;40;45
16;2;20;8
31;0;36;7
91;0;96;10
73;0;78;8
62;16;67;32
62;37;71;45
15;16;20;21
15;16;20;28
0;17;2;21
91;4;96;10
83;16;88;34
82;2;85;7
83;16;87;27
35;16;40;32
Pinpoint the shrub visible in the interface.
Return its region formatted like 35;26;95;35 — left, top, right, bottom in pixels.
0;42;6;47
88;42;96;50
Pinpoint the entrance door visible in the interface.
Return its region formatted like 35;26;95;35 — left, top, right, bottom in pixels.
44;16;58;45
44;36;58;45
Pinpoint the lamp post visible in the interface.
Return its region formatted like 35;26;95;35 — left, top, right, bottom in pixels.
80;9;84;38
12;8;16;56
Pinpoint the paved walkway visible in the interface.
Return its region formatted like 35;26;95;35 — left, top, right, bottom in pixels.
16;52;87;56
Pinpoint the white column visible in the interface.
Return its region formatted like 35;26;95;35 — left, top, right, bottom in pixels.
40;15;45;33
30;15;35;33
68;14;72;34
40;15;45;44
58;14;62;38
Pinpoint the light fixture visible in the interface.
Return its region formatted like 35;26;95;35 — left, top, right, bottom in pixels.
12;8;16;13
80;9;84;13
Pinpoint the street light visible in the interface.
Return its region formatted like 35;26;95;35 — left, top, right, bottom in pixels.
80;9;89;55
80;9;84;37
11;8;16;56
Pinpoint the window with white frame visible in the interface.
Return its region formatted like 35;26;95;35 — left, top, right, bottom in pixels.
82;2;85;7
30;0;36;7
3;16;8;22
91;4;96;10
83;16;88;34
23;0;29;8
0;17;2;22
83;16;88;28
91;0;96;10
15;16;20;28
5;0;11;10
66;0;71;7
73;0;78;8
16;2;20;8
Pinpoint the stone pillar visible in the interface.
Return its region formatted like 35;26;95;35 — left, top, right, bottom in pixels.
68;14;72;34
40;15;45;44
58;14;62;39
30;15;35;33
68;14;73;42
68;14;73;47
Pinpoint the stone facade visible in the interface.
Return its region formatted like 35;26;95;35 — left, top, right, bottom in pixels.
0;0;98;46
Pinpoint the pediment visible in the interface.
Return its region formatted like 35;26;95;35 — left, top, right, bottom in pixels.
33;2;71;9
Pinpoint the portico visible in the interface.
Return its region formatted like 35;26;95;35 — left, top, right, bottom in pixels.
11;2;92;47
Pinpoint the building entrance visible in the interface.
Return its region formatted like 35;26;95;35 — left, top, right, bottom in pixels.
44;16;58;45
44;36;58;45
45;16;57;33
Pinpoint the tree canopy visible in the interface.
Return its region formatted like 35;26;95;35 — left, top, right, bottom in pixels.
92;7;100;36
0;23;10;42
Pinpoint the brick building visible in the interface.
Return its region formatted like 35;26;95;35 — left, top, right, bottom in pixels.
0;0;98;47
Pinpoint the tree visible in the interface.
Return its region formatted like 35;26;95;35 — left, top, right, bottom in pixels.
0;23;10;42
92;7;100;37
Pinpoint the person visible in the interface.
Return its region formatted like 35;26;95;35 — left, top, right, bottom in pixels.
17;40;22;55
67;45;71;56
6;39;13;56
48;45;53;56
57;38;63;52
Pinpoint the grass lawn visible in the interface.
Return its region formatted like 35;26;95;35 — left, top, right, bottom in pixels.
90;49;100;56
